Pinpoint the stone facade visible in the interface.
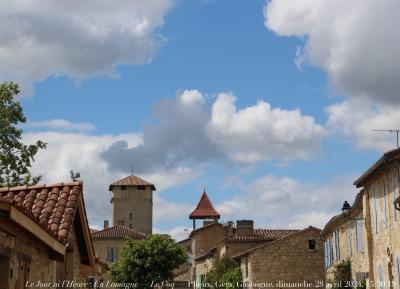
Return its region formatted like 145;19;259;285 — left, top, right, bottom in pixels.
322;148;400;289
110;179;154;235
235;227;325;289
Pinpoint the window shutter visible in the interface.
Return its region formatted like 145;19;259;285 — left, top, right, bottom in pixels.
107;248;112;263
383;179;388;228
114;248;118;262
356;219;364;252
324;242;328;268
373;185;380;234
396;256;400;289
378;264;385;289
347;229;352;257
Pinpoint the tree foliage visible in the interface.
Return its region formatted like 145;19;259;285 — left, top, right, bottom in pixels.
206;256;243;289
110;234;187;289
333;260;352;289
0;82;46;187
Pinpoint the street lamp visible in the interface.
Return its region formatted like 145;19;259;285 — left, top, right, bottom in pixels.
394;196;400;211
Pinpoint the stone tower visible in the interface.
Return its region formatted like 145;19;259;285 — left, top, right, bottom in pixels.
109;175;155;234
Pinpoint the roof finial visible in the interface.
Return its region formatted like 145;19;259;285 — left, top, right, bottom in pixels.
203;187;206;193
131;163;134;176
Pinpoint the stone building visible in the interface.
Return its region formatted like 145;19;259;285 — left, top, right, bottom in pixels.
91;224;146;282
321;191;369;282
109;175;155;235
322;147;400;288
176;191;323;286
353;148;400;288
233;227;325;289
0;181;97;288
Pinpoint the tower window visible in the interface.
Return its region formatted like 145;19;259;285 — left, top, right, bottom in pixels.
137;185;145;190
129;212;133;220
121;186;126;190
309;239;316;250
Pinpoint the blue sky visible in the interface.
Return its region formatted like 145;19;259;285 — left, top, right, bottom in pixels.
3;0;399;239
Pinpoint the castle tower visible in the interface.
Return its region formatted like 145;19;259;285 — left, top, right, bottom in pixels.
109;175;155;235
189;189;220;230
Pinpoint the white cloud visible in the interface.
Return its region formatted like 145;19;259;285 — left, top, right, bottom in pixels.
326;99;400;151
264;0;400;105
217;174;357;229
206;92;324;164
0;0;172;95
26;119;95;132
103;90;324;170
23;130;196;228
154;226;192;241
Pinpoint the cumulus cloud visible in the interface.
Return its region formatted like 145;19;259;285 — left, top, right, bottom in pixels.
26;119;95;132
217;174;357;229
0;0;172;95
207;93;324;164
265;0;400;105
326;99;400;151
23;130;197;228
154;226;192;241
102;90;324;171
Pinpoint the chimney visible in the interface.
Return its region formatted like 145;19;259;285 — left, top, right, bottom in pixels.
236;220;254;236
225;221;234;236
104;220;109;229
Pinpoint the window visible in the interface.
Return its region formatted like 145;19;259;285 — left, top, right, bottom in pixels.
377;264;385;289
393;170;399;221
129;224;132;229
333;230;340;261
137;185;146;190
383;179;388;228
356;219;364;252
373;185;380;234
129;212;133;220
309;239;316;250
107;247;118;263
121;186;126;190
347;229;353;257
324;241;329;268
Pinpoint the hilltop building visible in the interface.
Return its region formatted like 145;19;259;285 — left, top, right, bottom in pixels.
109;175;155;235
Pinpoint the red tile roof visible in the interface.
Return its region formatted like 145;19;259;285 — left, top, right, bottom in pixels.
189;191;220;220
109;175;156;191
0;182;83;244
91;225;146;239
226;229;300;242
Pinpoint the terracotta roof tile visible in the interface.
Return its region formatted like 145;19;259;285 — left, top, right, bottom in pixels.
226;229;300;242
91;225;146;239
189;191;220;220
109;175;156;190
0;182;82;244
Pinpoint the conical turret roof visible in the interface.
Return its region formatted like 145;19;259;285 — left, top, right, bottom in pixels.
189;190;220;220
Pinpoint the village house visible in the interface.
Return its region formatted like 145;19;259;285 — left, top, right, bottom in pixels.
175;190;325;287
321;191;369;283
322;147;400;288
0;181;99;289
233;226;325;288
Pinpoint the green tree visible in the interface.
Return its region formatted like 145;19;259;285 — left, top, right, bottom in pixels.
206;256;243;289
110;234;187;289
333;260;352;289
0;82;46;187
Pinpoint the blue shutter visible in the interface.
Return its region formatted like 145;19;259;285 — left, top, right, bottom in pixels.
107;247;112;262
335;230;340;260
383;179;388;228
396;256;400;289
324;242;328;268
347;229;352;257
328;238;333;267
378;264;385;289
373;185;380;234
356;219;364;252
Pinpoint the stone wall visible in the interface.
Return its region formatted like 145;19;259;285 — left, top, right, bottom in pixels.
111;185;153;234
363;163;400;289
245;229;324;289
